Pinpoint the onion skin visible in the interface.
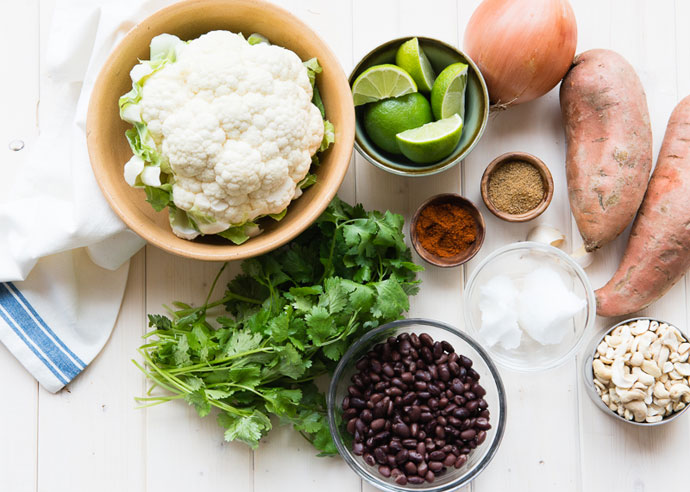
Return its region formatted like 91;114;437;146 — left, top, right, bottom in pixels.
463;0;577;106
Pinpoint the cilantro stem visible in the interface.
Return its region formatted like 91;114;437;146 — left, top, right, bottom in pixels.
166;347;275;375
173;292;262;317
201;262;228;316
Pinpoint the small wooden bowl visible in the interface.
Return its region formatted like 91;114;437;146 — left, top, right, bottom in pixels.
410;193;486;268
480;152;554;222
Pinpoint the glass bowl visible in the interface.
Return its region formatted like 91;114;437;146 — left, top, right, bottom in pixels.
464;242;596;371
327;318;506;492
581;317;690;426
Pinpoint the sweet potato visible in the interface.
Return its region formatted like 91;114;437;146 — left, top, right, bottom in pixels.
596;95;690;317
560;49;652;252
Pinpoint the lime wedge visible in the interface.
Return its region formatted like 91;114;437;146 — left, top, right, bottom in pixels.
431;62;468;120
352;64;417;106
396;114;463;164
395;38;436;93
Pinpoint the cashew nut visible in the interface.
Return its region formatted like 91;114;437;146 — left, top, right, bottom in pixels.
593;359;612;382
626;400;647;422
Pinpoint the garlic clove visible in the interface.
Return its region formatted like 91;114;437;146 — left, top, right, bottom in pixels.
571;244;594;269
526;225;565;249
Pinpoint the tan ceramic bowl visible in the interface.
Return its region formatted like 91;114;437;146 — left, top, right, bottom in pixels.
87;0;355;261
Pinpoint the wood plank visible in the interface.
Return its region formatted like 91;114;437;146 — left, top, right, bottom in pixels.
351;1;467;490
249;1;362;491
0;1;41;490
36;251;146;492
577;2;690;492
459;0;581;490
143;249;253;492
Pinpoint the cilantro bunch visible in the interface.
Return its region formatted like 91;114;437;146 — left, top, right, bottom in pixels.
135;197;423;454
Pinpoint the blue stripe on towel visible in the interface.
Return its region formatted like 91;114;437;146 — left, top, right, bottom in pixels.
6;282;85;368
0;305;68;385
0;283;81;381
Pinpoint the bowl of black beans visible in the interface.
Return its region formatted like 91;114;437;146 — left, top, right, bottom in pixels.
327;318;506;491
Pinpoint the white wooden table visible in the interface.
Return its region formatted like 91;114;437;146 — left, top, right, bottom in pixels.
2;1;689;491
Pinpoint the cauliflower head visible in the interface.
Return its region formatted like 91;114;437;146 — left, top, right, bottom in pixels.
119;31;331;242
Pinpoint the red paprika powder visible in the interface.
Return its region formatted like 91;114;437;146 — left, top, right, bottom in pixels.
415;201;477;257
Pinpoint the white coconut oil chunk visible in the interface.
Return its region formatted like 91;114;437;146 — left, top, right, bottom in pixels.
478;275;522;350
518;267;586;345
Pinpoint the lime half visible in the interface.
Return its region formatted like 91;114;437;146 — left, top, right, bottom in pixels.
431;62;468;120
396;114;463;164
352;64;417;106
395;38;436;93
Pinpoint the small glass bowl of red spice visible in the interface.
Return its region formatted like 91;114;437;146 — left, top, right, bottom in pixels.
480;152;554;222
410;194;486;268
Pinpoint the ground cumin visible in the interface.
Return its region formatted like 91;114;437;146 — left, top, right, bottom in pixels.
416;201;477;257
488;160;545;214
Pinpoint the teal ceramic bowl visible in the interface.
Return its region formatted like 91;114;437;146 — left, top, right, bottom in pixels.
350;37;489;177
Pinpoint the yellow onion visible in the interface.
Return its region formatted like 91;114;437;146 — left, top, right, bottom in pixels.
463;0;577;106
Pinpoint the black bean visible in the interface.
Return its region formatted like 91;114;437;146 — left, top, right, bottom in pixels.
466;400;479;414
410;333;421;348
436;354;448;364
448;416;462;427
418;391;431;400
385;387;402;397
374;447;387;464
429;365;438;380
391;467;403;479
429;461;443;472
451;381;464;394
419;333;434;347
467;368;480;380
365;437;375;448
410;422;419;437
408;406;421;422
453;395;466;406
348;385;363;398
392;422;410;438
389;439;402;453
374;431;390;444
415;370;431;382
460;419;472;430
370;418;385;431
378;465;391;478
420;412;433;423
408;451;424;463
477;430;487;445
405;461;418;475
475;417;491;430
355;419;367;434
438;364;450;382
350;397;365;409
342;396;350;410
394;474;408;486
448;361;460;376
382;364;395;378
360;452;375;466
421;347;434;363
479;409;490;419
459;355;473;368
399;339;411;355
387;455;397;468
370;359;382;373
460;446;471;455
395;449;409;464
437;416;447;426
435;425;445;439
454;454;468;469
478;398;488;410
353;442;364;455
464;391;476;401
433;342;443;359
429;450;446;461
441;340;454;353
472;383;486;397
402;438;417;449
408;476;425;484
460;429;476;441
428;384;441;396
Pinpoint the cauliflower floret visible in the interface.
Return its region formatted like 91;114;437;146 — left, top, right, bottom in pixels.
137;30;325;238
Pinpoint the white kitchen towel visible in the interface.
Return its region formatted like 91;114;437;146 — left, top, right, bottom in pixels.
0;0;177;392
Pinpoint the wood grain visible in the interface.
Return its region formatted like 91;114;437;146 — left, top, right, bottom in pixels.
2;2;690;492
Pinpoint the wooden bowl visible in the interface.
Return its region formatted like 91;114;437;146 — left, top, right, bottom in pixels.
410;193;486;268
480;152;554;222
87;0;355;261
